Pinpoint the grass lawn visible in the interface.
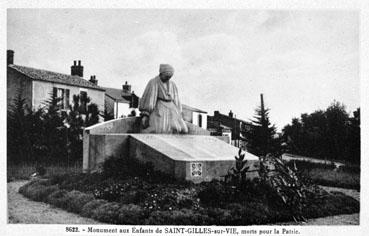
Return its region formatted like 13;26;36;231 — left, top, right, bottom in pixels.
17;157;360;225
7;162;82;182
286;161;360;190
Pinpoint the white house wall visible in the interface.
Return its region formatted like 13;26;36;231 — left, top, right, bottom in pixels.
32;80;105;113
191;112;207;129
115;102;131;118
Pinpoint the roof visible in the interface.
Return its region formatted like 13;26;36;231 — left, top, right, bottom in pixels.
219;124;232;130
214;112;251;125
182;104;207;114
103;87;130;103
8;64;105;91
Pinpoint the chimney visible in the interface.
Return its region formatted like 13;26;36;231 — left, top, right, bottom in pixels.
7;50;14;65
229;110;233;118
89;75;98;85
71;60;84;77
122;81;131;94
214;111;220;117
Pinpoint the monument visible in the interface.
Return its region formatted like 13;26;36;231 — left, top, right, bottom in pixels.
83;64;259;183
139;64;188;134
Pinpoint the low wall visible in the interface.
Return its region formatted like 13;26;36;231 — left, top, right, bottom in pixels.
85;117;210;135
85;117;141;135
84;134;130;172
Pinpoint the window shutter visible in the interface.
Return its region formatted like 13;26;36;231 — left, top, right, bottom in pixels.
53;87;57;98
198;114;202;127
80;91;88;114
66;89;70;109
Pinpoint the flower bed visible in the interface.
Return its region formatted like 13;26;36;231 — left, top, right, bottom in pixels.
18;156;360;225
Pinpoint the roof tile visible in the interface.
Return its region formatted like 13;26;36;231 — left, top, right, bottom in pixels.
9;64;105;91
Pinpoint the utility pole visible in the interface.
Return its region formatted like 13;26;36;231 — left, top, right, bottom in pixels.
260;93;265;126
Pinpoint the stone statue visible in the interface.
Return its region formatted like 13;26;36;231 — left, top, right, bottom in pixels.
139;64;188;134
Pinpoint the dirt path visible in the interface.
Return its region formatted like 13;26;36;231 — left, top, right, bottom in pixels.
8;180;102;224
319;185;360;201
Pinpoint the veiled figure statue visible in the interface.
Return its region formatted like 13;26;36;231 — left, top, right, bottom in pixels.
138;64;188;134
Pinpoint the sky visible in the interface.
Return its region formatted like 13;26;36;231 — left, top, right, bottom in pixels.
7;9;359;131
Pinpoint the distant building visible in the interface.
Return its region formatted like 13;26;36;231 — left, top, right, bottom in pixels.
207;110;252;148
7;50;105;115
207;123;232;144
182;104;208;129
103;81;139;119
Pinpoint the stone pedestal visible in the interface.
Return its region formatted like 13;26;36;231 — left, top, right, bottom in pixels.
83;117;260;183
129;134;259;183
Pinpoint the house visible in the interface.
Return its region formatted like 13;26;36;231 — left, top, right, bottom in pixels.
7;50;105;115
103;81;139;119
182;104;208;129
207;110;252;148
207;122;232;144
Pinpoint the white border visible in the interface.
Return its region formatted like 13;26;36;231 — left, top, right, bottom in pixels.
1;1;368;236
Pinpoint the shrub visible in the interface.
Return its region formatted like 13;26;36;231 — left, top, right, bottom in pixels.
257;155;308;222
93;182;132;202
81;199;109;218
18;180;38;194
64;190;95;214
46;189;70;209
146;209;209;225
19;180;58;202
117;204;146;225
92;202;121;224
224;148;249;185
205;208;232;225
197;181;229;207
28;185;59;202
176;189;199;209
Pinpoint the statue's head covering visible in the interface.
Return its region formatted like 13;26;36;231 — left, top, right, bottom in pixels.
159;64;174;74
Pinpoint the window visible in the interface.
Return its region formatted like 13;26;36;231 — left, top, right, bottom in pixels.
53;87;70;109
198;114;202;128
79;90;88;114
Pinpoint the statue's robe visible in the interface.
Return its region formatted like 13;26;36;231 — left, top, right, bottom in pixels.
139;76;188;134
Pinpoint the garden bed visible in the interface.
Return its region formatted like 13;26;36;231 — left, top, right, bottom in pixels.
18;156;360;225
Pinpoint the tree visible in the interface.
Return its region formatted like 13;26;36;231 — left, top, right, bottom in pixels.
101;100;114;121
245;95;280;156
7;89;33;163
7;90;102;165
347;108;360;164
41;91;68;163
324;101;350;161
282;101;360;164
64;94;101;162
86;103;100;126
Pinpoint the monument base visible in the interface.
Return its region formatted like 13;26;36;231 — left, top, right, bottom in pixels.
130;134;260;183
83;118;260;183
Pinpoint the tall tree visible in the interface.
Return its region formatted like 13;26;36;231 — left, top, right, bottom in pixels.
282;101;360;164
245;94;280;156
347;108;360;164
41;91;67;163
324;101;349;161
7;89;33;163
